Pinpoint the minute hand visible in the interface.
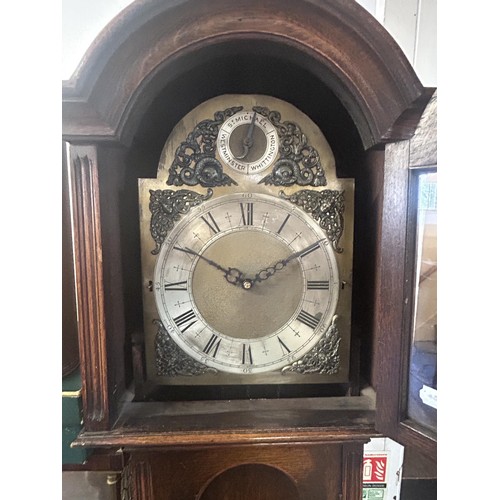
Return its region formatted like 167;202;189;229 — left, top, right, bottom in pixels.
283;239;326;264
252;239;326;284
174;246;244;286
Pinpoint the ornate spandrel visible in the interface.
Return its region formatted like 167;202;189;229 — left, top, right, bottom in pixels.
154;320;218;377
149;189;213;254
256;106;326;187
281;189;345;252
282;316;341;375
167;108;240;187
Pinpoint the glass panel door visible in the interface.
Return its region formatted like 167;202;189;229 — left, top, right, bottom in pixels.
407;171;437;432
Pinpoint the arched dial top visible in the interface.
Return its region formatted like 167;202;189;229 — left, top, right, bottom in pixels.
153;192;339;374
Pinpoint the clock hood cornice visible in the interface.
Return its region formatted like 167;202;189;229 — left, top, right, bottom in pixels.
62;0;425;149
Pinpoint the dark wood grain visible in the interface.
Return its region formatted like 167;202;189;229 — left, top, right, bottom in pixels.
62;0;424;149
409;90;437;167
342;442;365;500
373;139;410;408
121;442;366;499
121;457;154;500
72;397;378;450
374;92;437;459
68;145;110;431
197;464;300;500
403;443;437;479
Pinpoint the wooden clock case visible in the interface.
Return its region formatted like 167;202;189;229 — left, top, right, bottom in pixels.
63;0;436;497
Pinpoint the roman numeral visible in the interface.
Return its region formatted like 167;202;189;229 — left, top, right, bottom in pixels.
242;344;253;365
277;213;291;234
307;280;329;290
163;280;188;291
297;309;320;329
173;309;197;332
240;203;254;225
277;336;291;354
201;212;221;234
203;334;221;357
299;242;321;258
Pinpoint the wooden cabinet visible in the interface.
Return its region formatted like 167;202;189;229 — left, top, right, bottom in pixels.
62;0;436;497
121;443;364;500
375;92;437;458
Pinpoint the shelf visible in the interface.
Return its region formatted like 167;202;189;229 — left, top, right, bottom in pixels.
72;395;378;450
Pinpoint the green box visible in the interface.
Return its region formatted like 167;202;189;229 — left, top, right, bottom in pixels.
62;369;89;464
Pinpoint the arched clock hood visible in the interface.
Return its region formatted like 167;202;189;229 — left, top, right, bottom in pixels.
62;0;428;151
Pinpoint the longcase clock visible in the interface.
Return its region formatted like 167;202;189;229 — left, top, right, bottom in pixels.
62;0;435;498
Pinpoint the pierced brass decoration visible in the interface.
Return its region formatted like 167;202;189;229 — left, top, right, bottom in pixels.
154;320;218;377
167;108;241;187
166;103;327;188
282;316;341;375
149;189;213;254
281;189;345;252
256;106;326;187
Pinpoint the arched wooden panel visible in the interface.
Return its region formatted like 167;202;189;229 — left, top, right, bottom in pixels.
120;442;366;499
62;0;424;149
197;463;300;500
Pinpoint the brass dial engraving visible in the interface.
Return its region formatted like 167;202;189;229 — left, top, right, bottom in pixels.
153;193;339;374
139;94;355;385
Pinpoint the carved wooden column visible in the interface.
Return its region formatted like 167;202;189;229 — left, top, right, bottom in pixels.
67;143;110;431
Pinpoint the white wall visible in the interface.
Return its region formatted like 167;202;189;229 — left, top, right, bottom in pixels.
357;0;436;86
62;0;437;87
62;0;134;79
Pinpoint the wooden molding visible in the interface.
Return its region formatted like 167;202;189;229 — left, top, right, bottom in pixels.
121;456;154;500
62;0;424;148
409;90;437;167
373;139;410;437
374;92;437;458
342;442;364;500
68;144;110;430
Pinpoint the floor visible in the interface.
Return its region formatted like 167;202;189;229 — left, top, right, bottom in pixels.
62;472;119;500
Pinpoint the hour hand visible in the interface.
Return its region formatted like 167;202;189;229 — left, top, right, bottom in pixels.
174;246;244;286
252;239;327;284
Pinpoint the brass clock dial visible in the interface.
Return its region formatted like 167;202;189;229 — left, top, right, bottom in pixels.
153;192;339;374
139;94;354;390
